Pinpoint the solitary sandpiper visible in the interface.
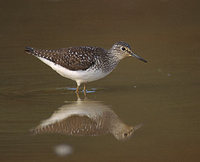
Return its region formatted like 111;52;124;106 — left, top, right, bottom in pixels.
25;41;147;93
32;97;142;140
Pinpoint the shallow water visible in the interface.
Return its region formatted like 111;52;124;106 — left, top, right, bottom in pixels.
0;0;200;161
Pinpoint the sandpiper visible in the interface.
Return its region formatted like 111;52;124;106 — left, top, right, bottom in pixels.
25;41;147;93
32;98;142;140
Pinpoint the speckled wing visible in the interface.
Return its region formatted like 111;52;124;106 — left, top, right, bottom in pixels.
32;115;108;136
25;46;107;71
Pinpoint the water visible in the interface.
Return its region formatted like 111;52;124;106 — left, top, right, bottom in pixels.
0;0;200;161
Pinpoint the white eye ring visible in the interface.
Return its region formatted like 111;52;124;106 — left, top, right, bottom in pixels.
121;47;126;51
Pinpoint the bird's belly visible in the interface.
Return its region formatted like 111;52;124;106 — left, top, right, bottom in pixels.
38;57;111;84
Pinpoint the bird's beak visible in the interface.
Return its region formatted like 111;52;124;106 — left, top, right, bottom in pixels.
129;51;147;63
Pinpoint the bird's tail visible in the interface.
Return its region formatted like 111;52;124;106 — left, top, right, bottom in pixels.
25;47;34;54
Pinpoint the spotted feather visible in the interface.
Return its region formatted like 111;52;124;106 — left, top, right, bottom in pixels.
25;46;108;71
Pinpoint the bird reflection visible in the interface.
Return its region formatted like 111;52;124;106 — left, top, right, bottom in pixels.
32;97;141;140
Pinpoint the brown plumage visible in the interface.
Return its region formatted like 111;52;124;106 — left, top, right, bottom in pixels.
32;115;109;136
25;46;108;71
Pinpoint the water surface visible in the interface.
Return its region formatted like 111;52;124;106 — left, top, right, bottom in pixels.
0;0;200;161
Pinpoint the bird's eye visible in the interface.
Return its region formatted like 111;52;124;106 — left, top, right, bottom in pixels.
121;47;126;51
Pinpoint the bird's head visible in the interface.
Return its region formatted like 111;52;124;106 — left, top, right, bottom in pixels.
110;41;147;63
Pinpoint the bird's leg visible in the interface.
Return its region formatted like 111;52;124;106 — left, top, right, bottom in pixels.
76;91;80;99
83;83;87;96
76;85;79;94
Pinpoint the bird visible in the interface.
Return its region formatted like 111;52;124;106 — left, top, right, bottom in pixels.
32;97;142;140
25;41;147;93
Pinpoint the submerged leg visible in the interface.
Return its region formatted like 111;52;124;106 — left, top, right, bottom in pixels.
76;91;80;99
83;83;87;96
76;85;79;94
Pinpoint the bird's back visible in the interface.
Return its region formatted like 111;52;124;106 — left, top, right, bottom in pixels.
25;46;108;71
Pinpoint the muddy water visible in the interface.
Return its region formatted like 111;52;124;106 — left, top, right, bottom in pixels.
0;0;200;161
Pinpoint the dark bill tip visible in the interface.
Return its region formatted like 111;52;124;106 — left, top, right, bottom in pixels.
138;57;147;63
130;52;147;63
